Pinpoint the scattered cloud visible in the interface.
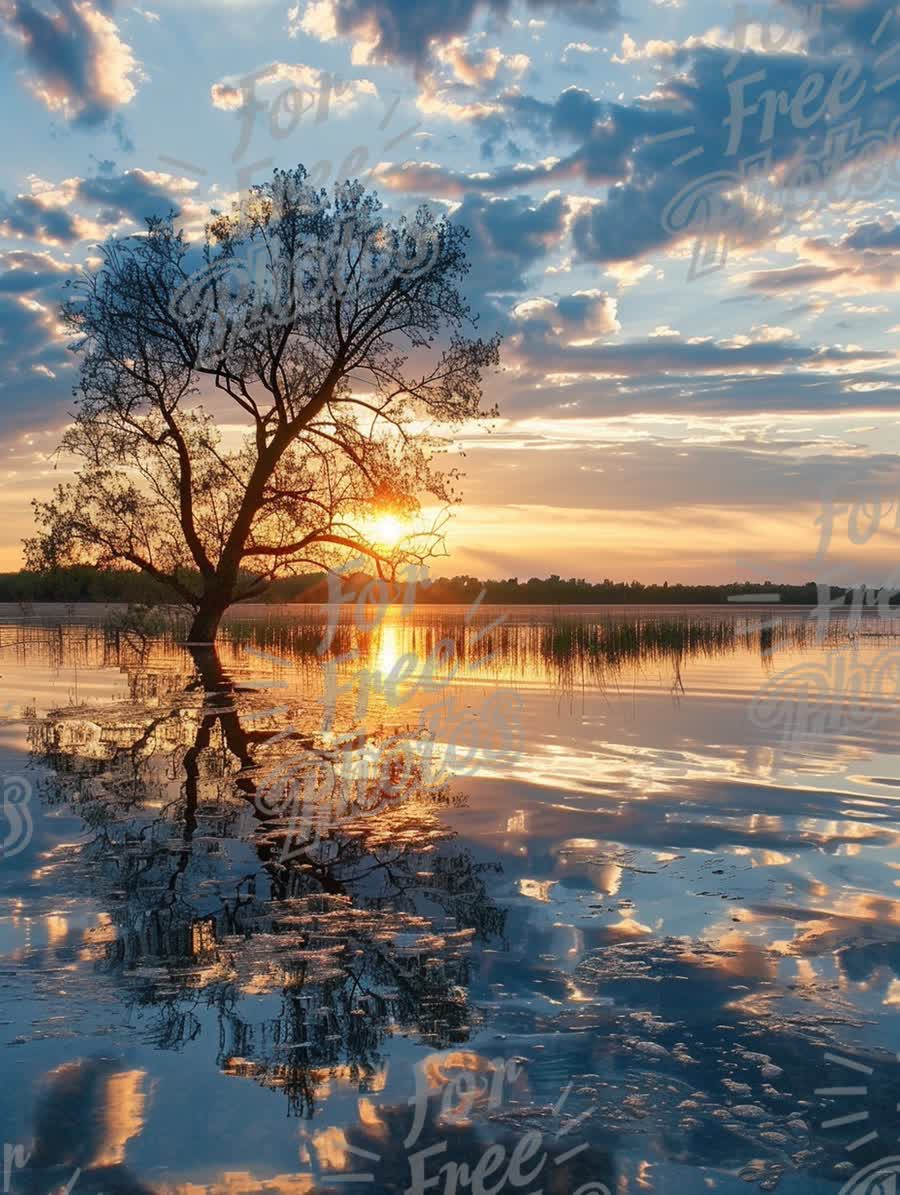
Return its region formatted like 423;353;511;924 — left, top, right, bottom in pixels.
210;61;376;112
288;0;623;70
0;249;69;291
0;189;81;243
512;290;620;343
452;191;571;295
1;0;142;126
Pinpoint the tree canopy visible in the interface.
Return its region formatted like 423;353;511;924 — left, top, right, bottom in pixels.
26;166;500;641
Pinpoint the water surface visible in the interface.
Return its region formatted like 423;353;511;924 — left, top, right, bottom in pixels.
1;603;899;1195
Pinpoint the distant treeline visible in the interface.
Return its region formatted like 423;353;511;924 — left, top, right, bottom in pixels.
0;567;322;604
0;565;889;606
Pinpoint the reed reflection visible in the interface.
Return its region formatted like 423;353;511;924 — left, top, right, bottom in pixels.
2;605;843;705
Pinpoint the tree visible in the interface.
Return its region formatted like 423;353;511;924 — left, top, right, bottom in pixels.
26;166;500;642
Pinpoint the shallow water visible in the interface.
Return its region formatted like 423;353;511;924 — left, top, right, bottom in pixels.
1;603;899;1195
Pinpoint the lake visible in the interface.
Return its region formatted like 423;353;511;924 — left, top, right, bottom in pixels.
1;602;899;1195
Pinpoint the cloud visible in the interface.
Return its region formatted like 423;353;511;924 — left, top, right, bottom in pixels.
412;38;530;121
561;40;601;61
0;162;227;437
288;0;622;70
210;61;377;113
841;220;900;253
743;263;845;292
288;0;337;40
505;328;894;380
452;191;570;294
458;427;900;514
0;292;71;428
0;189;82;243
0;168;200;432
743;219;900;294
0;249;69;292
511;290;620;342
484;359;900;421
375;158;559;195
715;324;799;349
433;37;529;87
1;0;141;126
75;167;198;223
793;0;898;54
380;85;651;185
566;45;870;267
612;31;680;62
401;39;900;271
0;168;201;247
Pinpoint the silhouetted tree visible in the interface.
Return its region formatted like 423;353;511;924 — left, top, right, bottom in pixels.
26;166;500;641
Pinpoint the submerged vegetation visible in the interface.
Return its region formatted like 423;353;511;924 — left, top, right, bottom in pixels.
535;612;853;691
0;606;871;706
541;614;743;665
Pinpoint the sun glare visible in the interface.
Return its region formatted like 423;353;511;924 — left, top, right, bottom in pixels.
369;513;406;548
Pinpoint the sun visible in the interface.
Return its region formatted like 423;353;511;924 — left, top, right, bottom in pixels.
368;513;407;548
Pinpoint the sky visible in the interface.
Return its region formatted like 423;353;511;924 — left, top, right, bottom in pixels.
3;0;900;584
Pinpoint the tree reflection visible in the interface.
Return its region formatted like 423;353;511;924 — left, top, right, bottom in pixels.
30;645;506;1117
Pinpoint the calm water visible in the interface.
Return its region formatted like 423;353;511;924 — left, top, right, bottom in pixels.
2;603;899;1195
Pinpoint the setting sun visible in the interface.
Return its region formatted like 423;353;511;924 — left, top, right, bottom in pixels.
368;513;407;548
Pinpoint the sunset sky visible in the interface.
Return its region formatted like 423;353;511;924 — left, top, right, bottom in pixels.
3;0;900;583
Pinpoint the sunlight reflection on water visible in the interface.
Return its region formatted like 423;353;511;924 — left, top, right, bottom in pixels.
1;605;899;1195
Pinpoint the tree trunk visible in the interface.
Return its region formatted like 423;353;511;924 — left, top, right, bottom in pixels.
187;593;229;643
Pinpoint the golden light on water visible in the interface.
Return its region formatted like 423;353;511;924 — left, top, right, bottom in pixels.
375;621;401;676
